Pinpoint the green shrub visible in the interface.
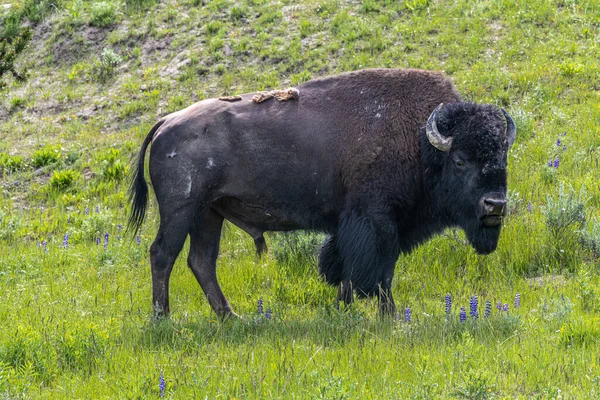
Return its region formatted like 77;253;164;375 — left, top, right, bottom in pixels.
0;153;26;174
90;1;118;27
270;231;324;269
32;147;61;169
49;170;78;191
0;27;32;89
543;184;587;238
91;48;122;83
579;218;600;258
125;0;159;11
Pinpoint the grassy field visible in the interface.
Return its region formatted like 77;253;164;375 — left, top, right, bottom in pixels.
1;0;600;398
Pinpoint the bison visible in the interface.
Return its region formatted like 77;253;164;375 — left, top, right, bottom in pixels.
129;68;515;318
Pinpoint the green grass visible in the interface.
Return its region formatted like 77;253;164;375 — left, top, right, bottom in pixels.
1;0;600;397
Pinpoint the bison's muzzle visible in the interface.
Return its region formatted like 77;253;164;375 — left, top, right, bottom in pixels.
479;194;507;227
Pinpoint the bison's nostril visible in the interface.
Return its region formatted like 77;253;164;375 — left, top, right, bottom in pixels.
484;198;506;215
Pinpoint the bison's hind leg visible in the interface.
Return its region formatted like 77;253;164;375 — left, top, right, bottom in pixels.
254;235;268;256
188;210;237;319
150;211;194;317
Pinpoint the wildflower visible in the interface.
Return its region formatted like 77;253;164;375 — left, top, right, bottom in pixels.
563;132;567;136
405;306;411;322
553;157;560;168
63;233;69;249
67;216;71;224
445;294;452;315
470;295;478;319
85;206;89;215
527;202;532;212
96;237;100;245
265;306;272;319
563;144;566;151
459;306;466;323
159;371;165;397
503;303;509;312
117;235;121;241
557;138;561;146
547;159;552;167
117;224;123;232
484;300;491;318
257;297;263;314
497;301;502;311
515;292;521;309
136;235;141;245
41;240;47;252
104;233;109;250
95;206;99;213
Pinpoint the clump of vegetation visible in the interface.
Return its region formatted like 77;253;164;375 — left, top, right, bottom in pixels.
32;147;61;169
0;27;32;89
579;218;600;258
0;153;26;175
543;184;587;239
99;149;126;182
49;170;79;191
91;48;122;83
90;1;118;27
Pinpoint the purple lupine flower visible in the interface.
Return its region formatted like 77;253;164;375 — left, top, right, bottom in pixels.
104;233;109;250
136;235;141;245
527;202;532;212
503;303;509;312
553;157;560;168
265;306;272;319
557;138;561;146
563;131;567;136
95;206;99;213
561;294;565;302
405;306;411;322
85;206;89;215
484;300;492;318
159;371;165;397
515;293;521;309
67;216;71;224
563;144;566;151
257;297;263;314
470;295;478;319
96;237;100;245
445;294;452;315
117;224;123;232
63;233;69;249
117;235;121;241
459;306;466;323
497;301;503;311
548;159;552;167
41;240;47;252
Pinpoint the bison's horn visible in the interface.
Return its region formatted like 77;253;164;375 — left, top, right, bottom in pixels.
426;103;452;152
502;108;517;149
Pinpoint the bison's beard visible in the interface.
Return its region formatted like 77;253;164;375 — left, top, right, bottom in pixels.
464;223;502;255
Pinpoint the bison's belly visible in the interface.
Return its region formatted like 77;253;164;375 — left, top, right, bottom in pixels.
213;196;338;233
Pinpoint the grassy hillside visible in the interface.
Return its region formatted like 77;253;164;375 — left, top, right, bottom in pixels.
1;0;600;397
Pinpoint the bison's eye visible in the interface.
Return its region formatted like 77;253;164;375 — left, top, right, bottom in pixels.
455;159;466;169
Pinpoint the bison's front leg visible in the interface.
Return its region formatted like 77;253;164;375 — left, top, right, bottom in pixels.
378;260;397;316
337;206;400;317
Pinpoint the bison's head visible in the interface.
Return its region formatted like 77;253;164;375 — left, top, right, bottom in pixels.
423;102;516;255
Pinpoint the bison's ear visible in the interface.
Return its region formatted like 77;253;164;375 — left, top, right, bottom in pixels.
501;108;517;149
426;103;452;152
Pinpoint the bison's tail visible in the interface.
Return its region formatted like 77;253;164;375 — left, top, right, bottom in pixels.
318;235;344;286
128;119;166;237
